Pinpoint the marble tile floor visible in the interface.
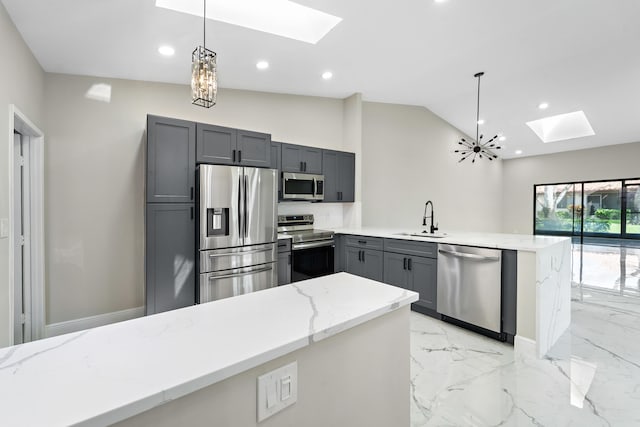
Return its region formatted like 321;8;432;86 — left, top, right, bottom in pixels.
409;288;640;426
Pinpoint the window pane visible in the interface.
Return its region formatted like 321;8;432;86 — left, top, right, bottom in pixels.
625;184;640;235
535;184;577;234
583;181;621;235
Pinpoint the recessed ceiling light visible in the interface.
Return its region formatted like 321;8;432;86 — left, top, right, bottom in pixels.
515;150;523;155
498;135;506;142
526;111;595;143
322;71;333;80
256;61;269;70
538;102;549;110
155;0;342;44
158;45;175;56
434;0;448;3
477;119;485;125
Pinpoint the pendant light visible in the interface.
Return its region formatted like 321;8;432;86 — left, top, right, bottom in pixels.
191;0;217;108
455;72;500;163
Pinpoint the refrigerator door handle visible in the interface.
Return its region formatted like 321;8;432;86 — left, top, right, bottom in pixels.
244;175;248;238
238;174;243;240
207;265;273;281
208;247;273;257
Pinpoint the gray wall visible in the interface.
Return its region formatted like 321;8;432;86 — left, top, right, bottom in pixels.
114;307;410;427
43;73;349;324
501;141;640;234
361;101;504;232
0;2;45;347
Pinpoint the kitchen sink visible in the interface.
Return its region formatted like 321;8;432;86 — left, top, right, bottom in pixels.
394;232;448;238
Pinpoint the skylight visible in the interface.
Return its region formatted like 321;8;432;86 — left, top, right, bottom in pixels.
155;0;342;44
526;111;595;143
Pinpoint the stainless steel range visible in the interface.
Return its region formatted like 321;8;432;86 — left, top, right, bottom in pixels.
277;214;335;282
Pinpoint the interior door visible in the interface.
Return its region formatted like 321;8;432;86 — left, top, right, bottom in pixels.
13;132;24;344
243;167;277;246
198;164;243;250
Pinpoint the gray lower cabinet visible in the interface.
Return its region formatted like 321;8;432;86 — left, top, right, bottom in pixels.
383;239;438;312
146;115;196;203
322;150;355;202
145;203;195;315
277;239;291;286
197;123;271;167
281;143;322;174
345;246;383;282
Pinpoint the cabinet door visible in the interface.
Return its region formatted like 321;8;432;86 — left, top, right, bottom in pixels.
362;249;384;282
196;123;237;165
271;142;282;199
409;256;437;310
146;203;195;315
237;129;271;168
322;150;339;202
383;252;408;289
147;116;196;203
344;246;363;276
281;143;303;172
302;147;323;174
338;152;355;202
277;251;291;286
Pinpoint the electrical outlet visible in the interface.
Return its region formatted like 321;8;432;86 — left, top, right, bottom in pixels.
257;361;298;422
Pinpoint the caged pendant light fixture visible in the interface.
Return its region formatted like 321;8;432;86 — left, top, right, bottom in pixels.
455;72;501;163
191;0;217;108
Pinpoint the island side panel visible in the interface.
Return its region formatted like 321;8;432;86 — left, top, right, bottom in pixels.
535;240;572;358
515;251;537;355
113;307;411;427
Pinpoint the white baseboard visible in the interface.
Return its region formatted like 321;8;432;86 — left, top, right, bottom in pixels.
45;306;145;338
514;335;537;358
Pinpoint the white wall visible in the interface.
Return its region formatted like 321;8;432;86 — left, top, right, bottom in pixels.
502;141;640;234
361;101;503;232
43;73;350;324
0;3;45;347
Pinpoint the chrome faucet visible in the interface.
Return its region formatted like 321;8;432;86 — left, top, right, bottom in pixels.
422;201;439;234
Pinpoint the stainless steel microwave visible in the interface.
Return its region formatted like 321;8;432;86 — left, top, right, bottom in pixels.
282;172;324;201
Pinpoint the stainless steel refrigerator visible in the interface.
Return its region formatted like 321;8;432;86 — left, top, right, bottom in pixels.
197;164;278;303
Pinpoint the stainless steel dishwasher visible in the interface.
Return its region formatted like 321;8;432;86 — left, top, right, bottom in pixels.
437;244;502;333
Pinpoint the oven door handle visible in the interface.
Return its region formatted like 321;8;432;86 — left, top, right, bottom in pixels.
292;241;335;250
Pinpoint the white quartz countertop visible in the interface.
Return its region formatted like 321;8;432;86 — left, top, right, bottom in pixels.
0;273;416;427
331;227;570;252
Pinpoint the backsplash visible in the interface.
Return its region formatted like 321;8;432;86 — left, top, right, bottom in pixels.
278;202;345;229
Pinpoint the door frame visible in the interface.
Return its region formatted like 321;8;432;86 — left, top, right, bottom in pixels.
8;104;45;345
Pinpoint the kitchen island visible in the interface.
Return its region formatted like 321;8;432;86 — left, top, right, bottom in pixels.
332;228;572;358
0;273;417;427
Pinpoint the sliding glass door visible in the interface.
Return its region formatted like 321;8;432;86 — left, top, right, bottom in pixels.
534;177;640;241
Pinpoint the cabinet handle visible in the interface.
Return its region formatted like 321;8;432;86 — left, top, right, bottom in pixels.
403;258;407;270
238;150;242;163
304;161;307;172
408;258;412;271
190;186;194;201
190;207;194;220
300;161;304;171
358;240;367;244
358;250;361;262
288;254;291;265
362;251;365;262
232;149;236;162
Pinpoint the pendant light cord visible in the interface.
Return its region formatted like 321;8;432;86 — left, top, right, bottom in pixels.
475;73;481;146
203;0;206;49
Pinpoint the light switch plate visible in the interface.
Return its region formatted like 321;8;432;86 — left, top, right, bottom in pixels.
0;218;8;239
257;361;298;422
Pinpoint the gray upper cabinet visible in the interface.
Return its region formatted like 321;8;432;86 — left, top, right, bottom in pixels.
145;203;195;315
322;150;355;202
147;115;196;203
196;123;236;165
236;129;271;168
281;143;322;174
271;142;282;200
197;123;271;167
